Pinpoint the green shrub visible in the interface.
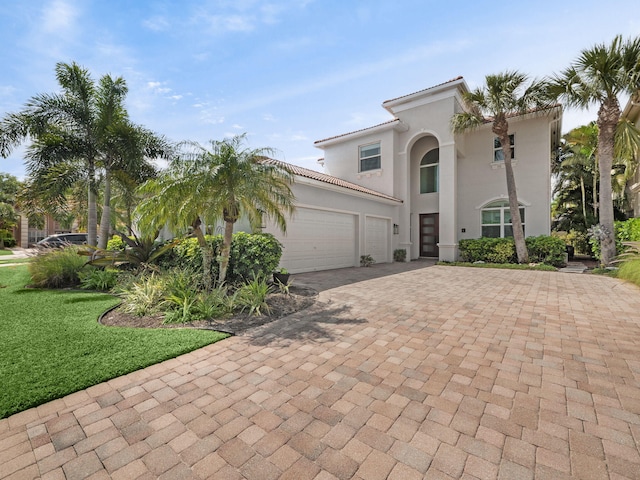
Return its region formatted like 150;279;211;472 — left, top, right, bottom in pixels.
565;230;592;256
28;246;86;288
616;218;640;254
459;238;514;263
228;232;282;283
487;241;516;264
79;268;119;291
525;235;567;267
0;230;16;248
118;273;166;316
459;236;565;266
106;235;127;251
393;249;407;262
169;233;282;285
617;258;640;287
360;254;375;267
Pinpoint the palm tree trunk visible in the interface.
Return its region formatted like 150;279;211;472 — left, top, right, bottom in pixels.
218;220;234;284
580;175;587;227
98;172;111;249
87;160;98;246
494;118;528;263
597;99;620;266
192;218;213;291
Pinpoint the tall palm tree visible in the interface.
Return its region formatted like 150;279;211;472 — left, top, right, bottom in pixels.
0;61;166;248
451;71;553;263
548;35;640;265
135;133;295;289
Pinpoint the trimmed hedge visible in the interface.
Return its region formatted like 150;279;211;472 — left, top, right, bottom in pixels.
166;232;282;284
459;235;566;267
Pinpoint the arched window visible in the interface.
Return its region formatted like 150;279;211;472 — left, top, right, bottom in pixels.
481;200;525;238
420;149;439;194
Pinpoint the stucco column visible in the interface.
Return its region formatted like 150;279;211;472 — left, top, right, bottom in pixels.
438;141;457;261
20;214;29;248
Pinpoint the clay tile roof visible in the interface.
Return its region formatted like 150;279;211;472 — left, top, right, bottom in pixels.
313;119;400;145
382;76;464;104
261;158;403;203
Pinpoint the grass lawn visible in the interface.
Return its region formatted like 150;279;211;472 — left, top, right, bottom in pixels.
0;249;13;256
0;265;228;419
437;261;557;271
0;257;31;265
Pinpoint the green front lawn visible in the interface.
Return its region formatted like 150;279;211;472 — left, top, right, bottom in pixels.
0;249;13;256
0;266;228;419
0;257;31;265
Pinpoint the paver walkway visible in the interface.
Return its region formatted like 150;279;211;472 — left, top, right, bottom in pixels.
2;263;640;479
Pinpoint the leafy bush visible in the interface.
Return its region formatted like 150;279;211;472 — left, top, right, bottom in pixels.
360;254;375;267
0;230;16;248
565;230;592;256
118;273;166;316
525;235;566;267
459;238;514;263
393;249;406;262
228;232;282;283
615;218;640;254
459;236;565;266
169;233;282;285
487;241;516;264
79;268;119;291
106;235;127;251
28;246;86;288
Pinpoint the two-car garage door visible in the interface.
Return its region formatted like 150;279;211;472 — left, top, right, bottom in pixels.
278;207;357;273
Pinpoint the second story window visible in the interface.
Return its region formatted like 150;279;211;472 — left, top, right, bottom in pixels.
420;148;439;193
494;134;515;162
359;142;381;171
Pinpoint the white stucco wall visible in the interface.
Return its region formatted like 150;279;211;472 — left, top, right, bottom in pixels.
262;179;401;271
456;114;552;240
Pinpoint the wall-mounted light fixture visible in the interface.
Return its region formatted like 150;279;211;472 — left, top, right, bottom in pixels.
393;224;399;235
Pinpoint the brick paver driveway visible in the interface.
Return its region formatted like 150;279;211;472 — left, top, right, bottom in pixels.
2;264;640;479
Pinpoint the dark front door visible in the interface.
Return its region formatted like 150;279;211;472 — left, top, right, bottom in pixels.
420;214;439;257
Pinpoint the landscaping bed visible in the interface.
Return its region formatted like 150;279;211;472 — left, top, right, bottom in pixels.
100;284;318;334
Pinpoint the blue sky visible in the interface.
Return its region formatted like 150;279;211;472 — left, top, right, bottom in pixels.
1;0;639;179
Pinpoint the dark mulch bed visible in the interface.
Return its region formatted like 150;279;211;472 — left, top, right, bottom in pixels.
100;285;318;335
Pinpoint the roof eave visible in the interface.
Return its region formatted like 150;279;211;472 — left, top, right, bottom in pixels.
314;119;408;148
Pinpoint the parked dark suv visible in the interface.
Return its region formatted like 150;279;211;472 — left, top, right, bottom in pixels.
36;233;89;248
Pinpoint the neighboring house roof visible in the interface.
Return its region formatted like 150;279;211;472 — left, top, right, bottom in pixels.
261;158;403;203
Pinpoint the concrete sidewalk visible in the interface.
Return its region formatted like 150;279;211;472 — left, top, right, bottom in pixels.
1;263;640;479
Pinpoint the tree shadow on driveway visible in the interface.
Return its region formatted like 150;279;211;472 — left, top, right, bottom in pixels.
243;302;367;347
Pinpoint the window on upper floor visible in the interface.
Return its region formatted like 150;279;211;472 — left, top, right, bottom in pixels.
359;142;381;172
494;134;515;162
481;200;525;238
420;148;439;194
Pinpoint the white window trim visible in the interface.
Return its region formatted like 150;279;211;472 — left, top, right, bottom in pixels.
359;142;381;172
480;200;525;238
493;134;515;163
419;149;439;194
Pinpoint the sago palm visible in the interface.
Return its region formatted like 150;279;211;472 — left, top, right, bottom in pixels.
451;71;553;263
548;35;640;265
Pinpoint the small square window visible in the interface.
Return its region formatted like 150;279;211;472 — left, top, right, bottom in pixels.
359;142;381;171
494;134;515;162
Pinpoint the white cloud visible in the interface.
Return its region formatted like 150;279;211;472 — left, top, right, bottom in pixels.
232;124;244;129
142;15;170;31
41;0;78;33
262;113;276;122
169;95;183;100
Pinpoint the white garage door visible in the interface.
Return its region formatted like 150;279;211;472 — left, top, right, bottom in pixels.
365;217;389;264
278;208;357;273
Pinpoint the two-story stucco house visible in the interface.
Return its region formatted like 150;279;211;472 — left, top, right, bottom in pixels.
264;77;562;273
